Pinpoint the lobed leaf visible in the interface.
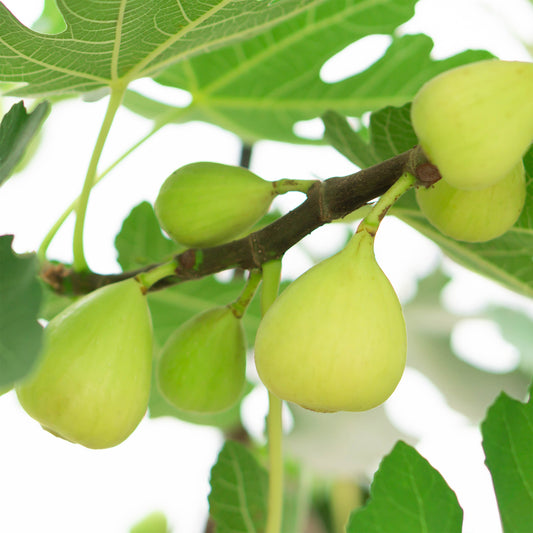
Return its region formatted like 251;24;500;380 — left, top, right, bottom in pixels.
0;0;339;97
208;440;268;533
136;31;493;144
0;234;43;387
481;388;533;533
346;441;463;533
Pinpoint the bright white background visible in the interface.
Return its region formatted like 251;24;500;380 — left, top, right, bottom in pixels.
1;1;533;532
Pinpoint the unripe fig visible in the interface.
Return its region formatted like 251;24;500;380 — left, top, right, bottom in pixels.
416;160;526;242
130;511;168;533
411;60;533;190
254;230;406;413
155;162;275;247
156;306;246;413
16;279;153;449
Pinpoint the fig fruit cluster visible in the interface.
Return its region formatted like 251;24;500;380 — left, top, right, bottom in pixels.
17;279;153;449
155;161;276;247
255;229;407;413
411;59;533;242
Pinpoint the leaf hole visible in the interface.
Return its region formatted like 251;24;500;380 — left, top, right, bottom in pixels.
129;79;192;108
320;34;392;84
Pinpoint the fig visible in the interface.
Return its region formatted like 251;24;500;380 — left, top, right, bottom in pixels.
130;511;168;533
156;306;246;413
155;162;275;247
254;230;406;413
16;279;153;449
411;60;533;190
416;160;526;242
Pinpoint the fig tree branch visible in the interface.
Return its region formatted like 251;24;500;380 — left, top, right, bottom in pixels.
41;145;437;295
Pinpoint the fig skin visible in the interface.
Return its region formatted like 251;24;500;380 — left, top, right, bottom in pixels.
156;306;246;414
416;160;526;242
16;279;153;449
155;162;275;247
411;60;533;190
254;230;406;413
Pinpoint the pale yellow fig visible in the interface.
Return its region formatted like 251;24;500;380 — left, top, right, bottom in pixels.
254;230;406;413
130;511;168;533
155;162;275;247
416;160;526;242
16;279;153;449
156;306;246;413
411;60;533;190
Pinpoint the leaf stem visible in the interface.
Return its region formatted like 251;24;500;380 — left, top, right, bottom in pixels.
261;259;284;533
38;124;162;262
357;171;416;235
72;86;126;271
229;269;262;318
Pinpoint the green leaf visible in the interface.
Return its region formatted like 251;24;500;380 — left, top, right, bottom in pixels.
143;31;492;144
346;441;463;533
0;101;50;185
129;511;168;533
114;201;180;271
208;440;268;533
324;104;533;297
0;234;43;387
0;0;337;97
481;389;533;533
395;191;533;298
323;102;417;168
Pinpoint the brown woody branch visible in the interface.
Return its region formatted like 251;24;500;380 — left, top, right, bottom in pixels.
41;146;435;295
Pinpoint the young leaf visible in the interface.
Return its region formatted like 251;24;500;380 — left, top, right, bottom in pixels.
0;101;49;185
0;0;333;97
481;389;533;533
323;103;417;169
0;235;43;387
208;440;268;533
114;201;180;271
346;441;463;533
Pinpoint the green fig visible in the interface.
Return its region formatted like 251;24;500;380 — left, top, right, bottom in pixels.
416;160;526;242
155;162;275;247
0;384;12;396
254;230;406;413
411;60;533;190
156;306;246;413
16;279;153;449
130;511;168;533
